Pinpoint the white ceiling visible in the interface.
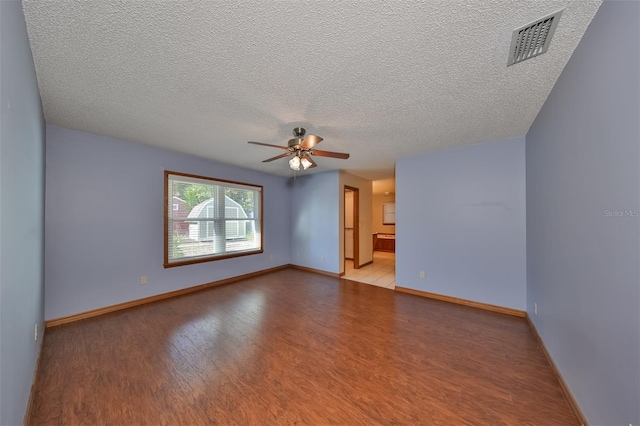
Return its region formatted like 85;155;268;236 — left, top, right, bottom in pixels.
23;0;601;181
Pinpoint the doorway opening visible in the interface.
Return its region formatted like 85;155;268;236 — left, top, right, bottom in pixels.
342;178;396;289
344;186;359;271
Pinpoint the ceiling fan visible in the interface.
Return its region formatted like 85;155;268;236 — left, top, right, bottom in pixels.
248;127;350;171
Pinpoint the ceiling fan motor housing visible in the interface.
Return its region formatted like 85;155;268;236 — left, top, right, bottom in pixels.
288;138;302;148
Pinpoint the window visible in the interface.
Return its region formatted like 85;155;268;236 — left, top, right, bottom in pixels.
382;202;396;225
165;171;263;267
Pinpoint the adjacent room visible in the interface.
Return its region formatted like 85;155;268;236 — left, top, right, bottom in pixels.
1;0;638;425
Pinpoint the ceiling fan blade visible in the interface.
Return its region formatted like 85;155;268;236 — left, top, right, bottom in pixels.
300;134;323;149
303;153;317;168
248;141;289;150
262;152;292;162
312;149;350;159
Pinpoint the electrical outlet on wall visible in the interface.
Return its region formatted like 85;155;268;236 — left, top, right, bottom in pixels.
419;271;426;279
34;324;38;341
534;303;538;315
140;276;148;285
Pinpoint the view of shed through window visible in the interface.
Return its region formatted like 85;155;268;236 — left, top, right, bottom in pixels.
165;171;262;267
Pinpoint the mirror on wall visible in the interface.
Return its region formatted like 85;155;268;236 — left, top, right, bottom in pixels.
382;202;395;225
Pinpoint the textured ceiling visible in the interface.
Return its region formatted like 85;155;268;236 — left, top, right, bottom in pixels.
23;0;601;180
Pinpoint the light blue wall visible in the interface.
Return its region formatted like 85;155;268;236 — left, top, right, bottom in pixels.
396;136;526;310
0;1;46;424
290;171;340;273
526;1;639;424
45;125;291;320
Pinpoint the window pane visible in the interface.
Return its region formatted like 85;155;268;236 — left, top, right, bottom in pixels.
225;219;261;252
166;171;263;267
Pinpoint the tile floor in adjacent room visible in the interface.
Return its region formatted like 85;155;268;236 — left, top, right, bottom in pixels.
343;251;395;289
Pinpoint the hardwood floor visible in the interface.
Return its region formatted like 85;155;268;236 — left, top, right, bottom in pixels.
28;269;578;425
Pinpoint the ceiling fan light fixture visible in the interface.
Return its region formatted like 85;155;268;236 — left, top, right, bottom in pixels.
300;156;312;170
249;127;349;171
289;156;301;171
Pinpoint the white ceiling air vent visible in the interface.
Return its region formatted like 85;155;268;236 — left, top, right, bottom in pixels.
507;9;564;66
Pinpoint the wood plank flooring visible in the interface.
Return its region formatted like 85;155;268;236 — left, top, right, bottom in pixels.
28;269;578;425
